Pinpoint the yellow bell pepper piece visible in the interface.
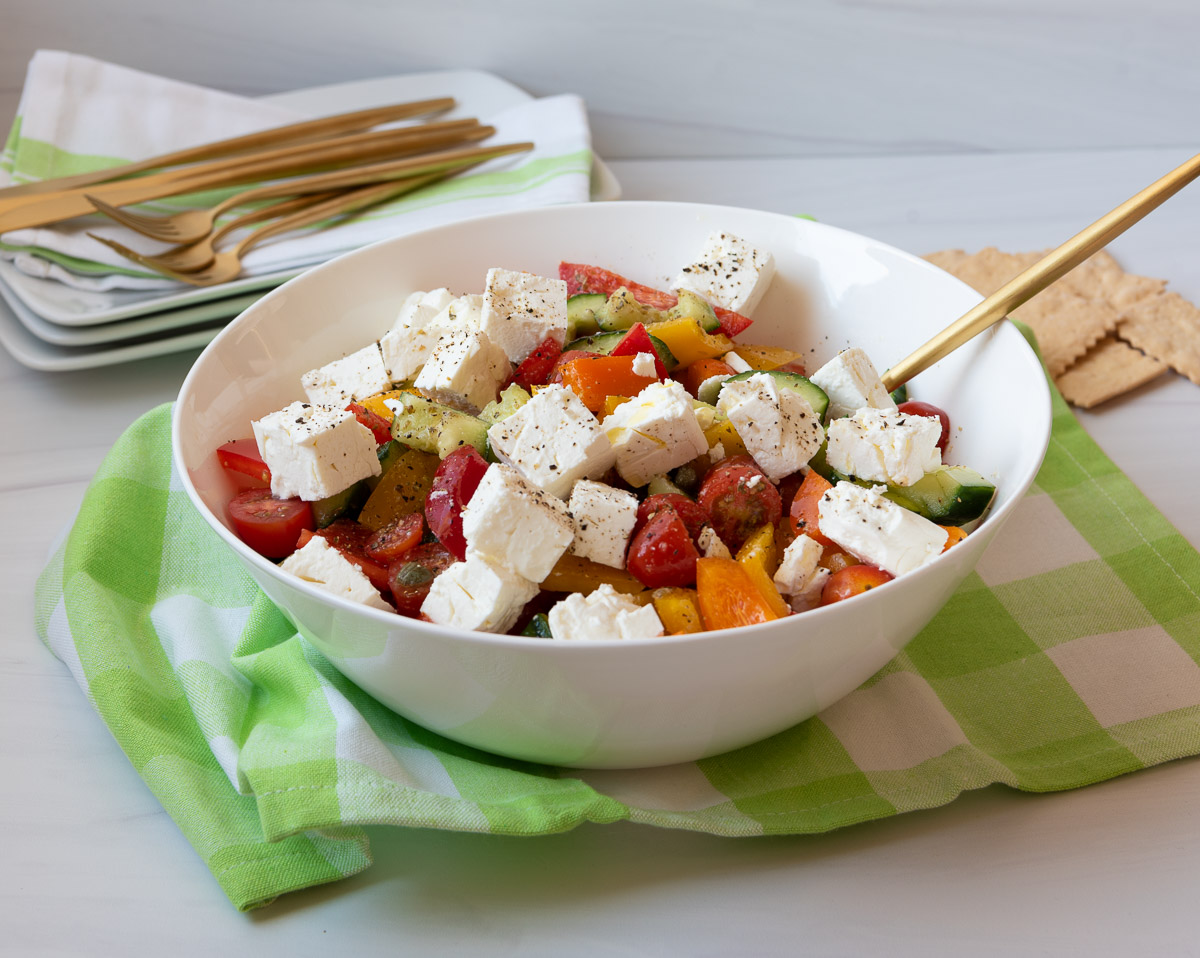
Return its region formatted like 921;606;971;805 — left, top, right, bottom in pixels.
646;317;733;367
651;588;704;634
703;417;748;457
731;344;804;371
735;524;791;619
603;395;631;417
359;388;418;423
542;554;645;595
357;447;439;531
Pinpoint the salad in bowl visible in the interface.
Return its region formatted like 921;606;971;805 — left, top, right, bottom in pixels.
174;202;1049;766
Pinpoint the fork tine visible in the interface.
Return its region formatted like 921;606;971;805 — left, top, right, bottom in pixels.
86;193;192;239
87;231;181;273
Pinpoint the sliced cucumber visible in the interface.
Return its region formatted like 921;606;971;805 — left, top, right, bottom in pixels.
567;293;605;338
596;287;657;331
666;288;721;333
563;329;679;371
879;465;996;524
647;474;688;497
695;373;731;405
390;392;489;459
479;383;532;424
521;613;553;638
719;369;830;421
312;480;367;528
889;382;909;404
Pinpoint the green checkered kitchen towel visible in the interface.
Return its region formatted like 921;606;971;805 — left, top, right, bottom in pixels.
34;339;1200;911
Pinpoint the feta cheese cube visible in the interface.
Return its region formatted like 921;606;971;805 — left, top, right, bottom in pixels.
413;327;511;413
547;584;665;641
721;350;752;373
252;401;381;501
601;380;709;488
716;372;824;480
817;482;949;577
809;347;897;421
670;231;776;315
486;384;615;498
480;267;569;363
301;342;391;406
280;536;391;611
378;288;456;381
697;525;732;559
772;533;823;596
420;554;538;633
631;351;658;378
568;479;639;568
825;407;943;487
789;568;830;613
460;464;576;581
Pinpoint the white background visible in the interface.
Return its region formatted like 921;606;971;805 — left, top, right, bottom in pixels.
5;3;1200;955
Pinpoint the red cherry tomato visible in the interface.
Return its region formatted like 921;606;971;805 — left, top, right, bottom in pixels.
364;512;425;564
508;336;563;390
346;402;393;445
227;488;313;558
425;447;490;560
635;493;710;542
609;322;668;379
696;455;782;553
774;359;808;376
217;438;271;487
626;508;700;588
296;519;390;593
787;470;837;550
821;564;893;605
897;400;951;454
388;541;457;617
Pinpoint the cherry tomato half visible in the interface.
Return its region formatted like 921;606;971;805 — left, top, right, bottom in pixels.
626;508;700;589
389;541;457;617
425;447;490;560
636;493;710;542
217;438;271;487
821;564;893;605
897;400;951;454
696;455;782;553
365;512;426;564
227;488;313;558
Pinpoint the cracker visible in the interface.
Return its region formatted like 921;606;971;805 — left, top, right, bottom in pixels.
1117;290;1200;386
924;247;1118;376
1054;336;1168;408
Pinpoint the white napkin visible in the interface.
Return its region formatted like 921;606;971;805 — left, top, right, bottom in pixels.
0;51;597;291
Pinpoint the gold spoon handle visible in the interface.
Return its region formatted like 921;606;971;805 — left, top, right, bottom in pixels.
881;150;1200;392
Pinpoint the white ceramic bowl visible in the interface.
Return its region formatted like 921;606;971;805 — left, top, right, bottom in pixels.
174;201;1050;768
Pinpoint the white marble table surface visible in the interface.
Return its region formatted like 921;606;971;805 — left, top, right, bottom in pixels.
5;147;1200;955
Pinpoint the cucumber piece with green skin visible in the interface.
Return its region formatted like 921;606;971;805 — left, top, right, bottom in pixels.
590;287;723;335
889;382;909;405
479;383;532;424
389;392;489;460
521;613;553;638
719;369;830;421
695;373;731;405
567;293;605;338
808;445;996;525
877;465;996;524
312;480;367;528
647;474;688;497
667;288;721;333
563;330;679;371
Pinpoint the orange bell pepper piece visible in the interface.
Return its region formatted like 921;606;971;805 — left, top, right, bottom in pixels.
731;343;805;371
696;557;780;630
651;587;704;633
680;357;736;397
941;525;968;551
558;355;658;413
541;553;646;594
735;524;792;619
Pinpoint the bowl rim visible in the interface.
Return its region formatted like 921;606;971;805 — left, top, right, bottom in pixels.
172;200;1052;651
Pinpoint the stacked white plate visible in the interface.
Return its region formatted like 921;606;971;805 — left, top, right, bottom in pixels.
0;71;621;371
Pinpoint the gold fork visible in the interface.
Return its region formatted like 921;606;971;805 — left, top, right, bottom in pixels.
94;165;479;287
88;191;345;273
84;121;493;245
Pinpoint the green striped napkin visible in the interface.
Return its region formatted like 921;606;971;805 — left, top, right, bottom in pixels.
34;333;1200;910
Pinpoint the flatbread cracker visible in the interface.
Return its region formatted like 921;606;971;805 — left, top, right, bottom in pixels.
923;247;1118;375
1054;336;1168;408
1117;291;1200;386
